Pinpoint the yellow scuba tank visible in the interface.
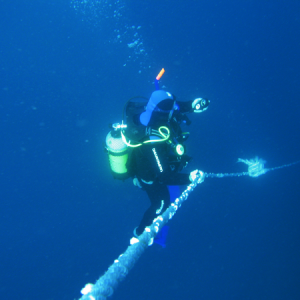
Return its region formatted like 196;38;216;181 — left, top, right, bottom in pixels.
105;123;129;180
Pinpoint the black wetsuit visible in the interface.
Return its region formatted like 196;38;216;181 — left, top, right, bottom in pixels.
131;100;194;235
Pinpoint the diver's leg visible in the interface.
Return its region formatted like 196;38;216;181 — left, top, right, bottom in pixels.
136;181;170;235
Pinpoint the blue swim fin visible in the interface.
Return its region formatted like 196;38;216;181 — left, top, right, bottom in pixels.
154;226;169;248
154;185;181;247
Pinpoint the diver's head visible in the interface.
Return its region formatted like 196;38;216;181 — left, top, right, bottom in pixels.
140;90;176;126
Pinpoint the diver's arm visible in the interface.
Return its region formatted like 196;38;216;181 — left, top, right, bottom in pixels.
176;100;194;113
158;172;190;185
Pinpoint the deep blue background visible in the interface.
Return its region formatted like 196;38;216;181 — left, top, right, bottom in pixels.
0;1;299;299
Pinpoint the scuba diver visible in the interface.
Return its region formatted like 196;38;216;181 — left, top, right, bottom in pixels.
128;90;210;237
105;69;209;245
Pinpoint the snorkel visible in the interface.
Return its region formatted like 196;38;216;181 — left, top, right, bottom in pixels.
155;68;165;90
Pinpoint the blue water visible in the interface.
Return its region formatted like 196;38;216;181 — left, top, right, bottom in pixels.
1;1;300;299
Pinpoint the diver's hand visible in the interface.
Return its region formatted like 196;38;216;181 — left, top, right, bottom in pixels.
192;98;210;113
133;177;142;188
189;169;205;183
